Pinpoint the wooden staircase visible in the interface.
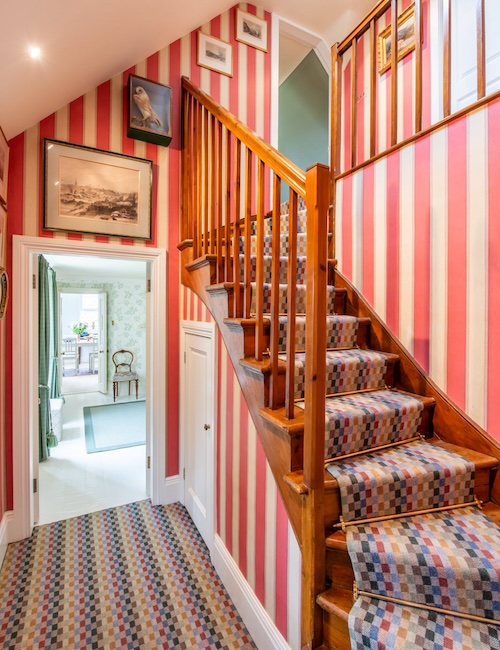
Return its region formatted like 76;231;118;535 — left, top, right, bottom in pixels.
179;77;500;649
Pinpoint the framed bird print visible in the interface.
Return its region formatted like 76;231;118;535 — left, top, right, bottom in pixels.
127;74;172;147
43;138;152;240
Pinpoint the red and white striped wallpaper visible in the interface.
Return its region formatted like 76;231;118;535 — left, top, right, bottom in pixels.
340;0;434;173
179;8;300;645
336;97;500;443
5;3;299;645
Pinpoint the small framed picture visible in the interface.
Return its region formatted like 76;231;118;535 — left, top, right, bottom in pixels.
236;9;268;52
0;126;9;207
197;32;233;77
44;138;153;240
378;3;416;74
0;202;6;267
128;74;172;147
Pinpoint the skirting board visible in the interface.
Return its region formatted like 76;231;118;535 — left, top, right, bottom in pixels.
212;535;290;650
161;475;182;505
0;511;13;570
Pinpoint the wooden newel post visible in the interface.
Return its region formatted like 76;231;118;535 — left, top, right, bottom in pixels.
301;162;329;649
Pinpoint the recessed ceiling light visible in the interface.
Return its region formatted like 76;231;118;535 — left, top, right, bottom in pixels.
29;46;41;59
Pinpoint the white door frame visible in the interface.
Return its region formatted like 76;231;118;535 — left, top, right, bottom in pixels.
179;320;216;552
11;235;168;542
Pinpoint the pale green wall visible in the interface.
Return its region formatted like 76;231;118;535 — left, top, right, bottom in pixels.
279;49;329;186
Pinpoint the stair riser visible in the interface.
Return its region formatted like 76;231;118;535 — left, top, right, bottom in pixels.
290;353;396;402
250;283;336;316
288;400;434;472
241;255;307;285
323;612;351;650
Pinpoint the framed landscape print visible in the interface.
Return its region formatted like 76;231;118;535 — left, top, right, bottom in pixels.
128;74;172;147
43;139;152;240
0;126;9;207
236;9;268;52
378;3;416;74
197;32;233;76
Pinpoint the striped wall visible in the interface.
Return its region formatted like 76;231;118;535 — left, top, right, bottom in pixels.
340;0;434;173
336;96;500;442
179;8;300;643
5;3;299;646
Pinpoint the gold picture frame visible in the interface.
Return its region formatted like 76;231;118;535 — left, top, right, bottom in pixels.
378;3;416;74
197;32;233;77
0;126;9;208
235;9;268;53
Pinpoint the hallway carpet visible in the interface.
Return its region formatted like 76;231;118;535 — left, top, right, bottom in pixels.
0;501;256;649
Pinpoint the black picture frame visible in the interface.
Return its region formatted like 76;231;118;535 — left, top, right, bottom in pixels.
127;74;172;147
44;138;153;240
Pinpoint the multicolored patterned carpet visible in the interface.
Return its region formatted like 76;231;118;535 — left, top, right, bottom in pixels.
0;500;256;649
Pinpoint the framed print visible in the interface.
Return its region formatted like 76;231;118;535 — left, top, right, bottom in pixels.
0;126;9;207
197;32;233;77
0;202;6;266
0;267;8;320
378;3;416;74
236;9;268;52
43;139;152;240
128;74;172;147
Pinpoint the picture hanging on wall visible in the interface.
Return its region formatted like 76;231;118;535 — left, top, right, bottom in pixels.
43;138;153;240
235;9;268;52
128;74;173;147
0;201;6;267
378;3;416;74
0;126;9;207
197;32;233;77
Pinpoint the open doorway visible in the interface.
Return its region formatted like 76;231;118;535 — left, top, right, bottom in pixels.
38;253;148;525
59;291;105;394
12;236;168;542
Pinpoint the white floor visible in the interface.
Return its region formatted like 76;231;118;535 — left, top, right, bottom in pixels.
39;373;147;526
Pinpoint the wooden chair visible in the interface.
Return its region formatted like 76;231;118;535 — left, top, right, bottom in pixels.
61;337;78;375
112;349;139;401
88;337;99;374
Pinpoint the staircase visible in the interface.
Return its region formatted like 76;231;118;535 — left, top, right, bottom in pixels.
179;77;500;649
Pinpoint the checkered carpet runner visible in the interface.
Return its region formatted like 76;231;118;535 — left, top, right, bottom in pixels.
0;500;255;649
349;596;500;650
327;440;476;522
243;205;500;647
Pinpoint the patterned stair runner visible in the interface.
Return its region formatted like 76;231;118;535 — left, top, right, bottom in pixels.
348;507;500;620
250;282;336;315
297;389;424;460
286;349;388;401
326;440;476;522
275;314;359;352
241;205;500;648
349;595;500;649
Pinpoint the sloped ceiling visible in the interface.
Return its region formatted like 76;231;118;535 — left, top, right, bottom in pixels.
0;0;377;141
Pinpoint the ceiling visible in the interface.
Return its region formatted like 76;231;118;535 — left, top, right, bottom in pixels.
44;254;147;281
0;0;376;141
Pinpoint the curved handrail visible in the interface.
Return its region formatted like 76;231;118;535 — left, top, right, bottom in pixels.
182;76;306;196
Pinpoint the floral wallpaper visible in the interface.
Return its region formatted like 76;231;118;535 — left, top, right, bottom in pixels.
57;279;146;395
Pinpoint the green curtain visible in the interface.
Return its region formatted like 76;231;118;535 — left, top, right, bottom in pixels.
38;256;51;461
47;266;60;399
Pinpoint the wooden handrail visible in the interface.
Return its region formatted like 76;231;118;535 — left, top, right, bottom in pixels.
182;77;306;197
181;79;331;649
334;0;492;174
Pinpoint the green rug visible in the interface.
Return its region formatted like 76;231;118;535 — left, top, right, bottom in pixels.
84;400;145;453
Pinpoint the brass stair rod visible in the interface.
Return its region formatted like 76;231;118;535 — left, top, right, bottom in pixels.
334;497;483;531
324;434;424;465
353;584;500;627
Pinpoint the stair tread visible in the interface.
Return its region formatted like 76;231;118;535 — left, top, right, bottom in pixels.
317;587;353;620
326;501;500;551
287;436;499;507
263;388;434;438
